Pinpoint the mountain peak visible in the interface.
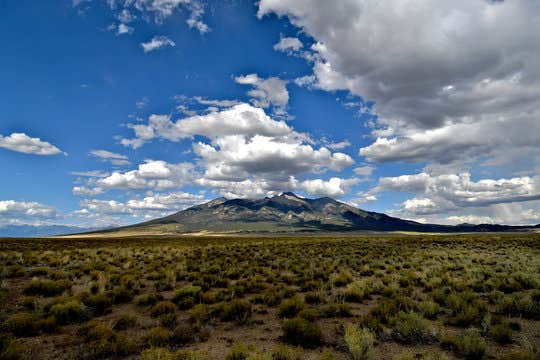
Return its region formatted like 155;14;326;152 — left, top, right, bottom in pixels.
278;191;302;198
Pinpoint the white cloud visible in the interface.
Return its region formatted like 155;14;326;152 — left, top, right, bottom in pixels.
90;0;210;34
259;0;540;166
445;214;496;225
298;177;359;197
121;103;293;148
117;23;134;35
72;186;105;196
274;37;303;53
353;165;374;177
359;103;540;164
78;191;206;217
0;200;58;225
192;97;241;108
90;149;130;166
325;140;350;150
119;104;355;198
70;170;109;178
125;192;205;210
235;74;289;115
80;199;132;215
0;133;65;156
141;35;176;52
370;172;540;216
194;134;353;182
95;160;197;191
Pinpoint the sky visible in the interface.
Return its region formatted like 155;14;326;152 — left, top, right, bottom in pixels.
1;0;540;228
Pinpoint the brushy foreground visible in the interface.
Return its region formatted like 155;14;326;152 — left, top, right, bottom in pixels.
0;234;539;359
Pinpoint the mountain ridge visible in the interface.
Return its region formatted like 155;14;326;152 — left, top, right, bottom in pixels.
92;192;539;236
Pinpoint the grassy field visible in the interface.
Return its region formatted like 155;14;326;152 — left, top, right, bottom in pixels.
0;234;539;360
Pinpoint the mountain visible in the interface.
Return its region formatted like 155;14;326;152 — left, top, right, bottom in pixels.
91;192;539;236
0;225;104;238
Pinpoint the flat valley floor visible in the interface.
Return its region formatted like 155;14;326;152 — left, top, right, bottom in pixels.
0;234;539;359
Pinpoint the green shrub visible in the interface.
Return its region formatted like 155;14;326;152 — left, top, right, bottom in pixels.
109;286;134;304
282;317;322;348
344;281;368;302
49;299;86;324
332;271;353;287
419;300;440;320
160;313;178;329
23;279;71;297
173;286;202;309
278;296;305;318
140;348;173;360
498;293;540;319
344;323;374;360
392;311;433;344
226;344;251;360
489;322;513;344
137;293;163;307
460;328;486;360
189;304;209;325
297;307;319;321
145;327;173;347
370;297;416;324
82;293;112;315
1;313;36;337
445;292;487;326
150;301;177;318
220;299;252;323
80;321;137;359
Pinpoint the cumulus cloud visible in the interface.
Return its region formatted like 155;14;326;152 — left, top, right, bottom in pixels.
72;186;105;196
125;192;206;210
121;103;293;148
141;35;175;52
234;74;289;115
95;160;197;191
78;191;206;217
0;200;58;225
298;177;359;197
274;37;303;53
194;134;353;181
369;172;540;217
119;104;354;197
90;149;130;166
259;0;540;165
79;199;132;215
0;133;65;156
353;165;374;177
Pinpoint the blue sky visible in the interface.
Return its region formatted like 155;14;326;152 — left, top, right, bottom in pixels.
1;0;539;228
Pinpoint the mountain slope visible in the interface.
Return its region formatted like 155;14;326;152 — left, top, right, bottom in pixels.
99;192;538;235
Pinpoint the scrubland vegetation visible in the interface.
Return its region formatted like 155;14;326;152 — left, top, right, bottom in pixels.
0;233;539;359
